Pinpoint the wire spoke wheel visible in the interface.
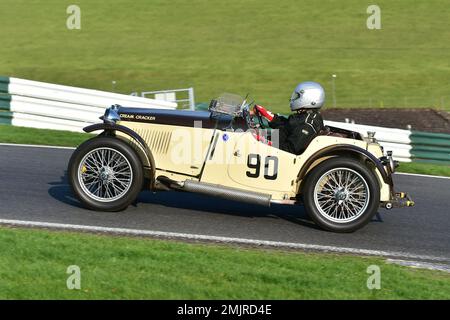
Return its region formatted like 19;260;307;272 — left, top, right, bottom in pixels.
313;167;370;223
77;147;133;202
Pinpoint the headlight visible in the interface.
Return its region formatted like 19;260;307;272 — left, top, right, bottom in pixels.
103;104;121;124
367;131;376;143
387;151;395;172
380;151;397;173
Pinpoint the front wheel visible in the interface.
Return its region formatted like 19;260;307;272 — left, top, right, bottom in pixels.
302;157;380;232
68;136;144;211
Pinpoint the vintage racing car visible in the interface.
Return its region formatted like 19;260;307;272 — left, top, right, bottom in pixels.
68;94;414;232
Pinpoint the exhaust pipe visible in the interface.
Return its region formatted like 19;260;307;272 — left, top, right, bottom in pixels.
157;177;272;207
183;180;271;207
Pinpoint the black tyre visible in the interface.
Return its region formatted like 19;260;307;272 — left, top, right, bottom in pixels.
68;136;144;211
302;157;380;232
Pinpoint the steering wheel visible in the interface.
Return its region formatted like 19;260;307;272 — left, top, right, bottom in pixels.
254;106;266;127
252;105;273;129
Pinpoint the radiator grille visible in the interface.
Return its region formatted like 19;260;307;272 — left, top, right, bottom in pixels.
137;129;172;154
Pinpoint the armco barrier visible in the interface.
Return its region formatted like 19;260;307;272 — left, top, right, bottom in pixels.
0;77;177;110
0;111;12;125
324;120;413;162
12;112;89;132
1;94;104;123
409;131;450;165
0;76;177;132
325;121;449;165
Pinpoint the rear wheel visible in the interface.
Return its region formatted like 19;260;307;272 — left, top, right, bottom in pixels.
68;136;144;211
303;157;380;232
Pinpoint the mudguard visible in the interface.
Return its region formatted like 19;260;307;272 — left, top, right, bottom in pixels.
83;123;156;187
297;144;392;186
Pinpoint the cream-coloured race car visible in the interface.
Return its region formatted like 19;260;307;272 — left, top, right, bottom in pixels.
68;94;414;232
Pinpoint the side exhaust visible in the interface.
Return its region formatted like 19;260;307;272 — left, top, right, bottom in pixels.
157;177;271;207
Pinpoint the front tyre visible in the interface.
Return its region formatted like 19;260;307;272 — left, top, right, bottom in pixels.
303;157;380;232
68;136;144;211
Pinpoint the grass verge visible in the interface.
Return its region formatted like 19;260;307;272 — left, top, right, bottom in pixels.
0;124;91;147
0;226;449;299
1;124;449;177
398;162;450;177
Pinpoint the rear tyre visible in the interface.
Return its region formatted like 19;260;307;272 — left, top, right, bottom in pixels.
303;157;380;232
68;136;144;211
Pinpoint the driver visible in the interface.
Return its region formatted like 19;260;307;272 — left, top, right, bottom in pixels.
253;81;325;155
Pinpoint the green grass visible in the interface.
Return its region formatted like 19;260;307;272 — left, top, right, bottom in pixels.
0;226;449;299
0;0;449;112
398;162;450;177
0;124;91;147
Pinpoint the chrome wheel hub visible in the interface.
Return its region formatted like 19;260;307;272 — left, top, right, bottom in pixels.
99;166;114;182
313;168;370;223
335;189;347;201
77;147;133;202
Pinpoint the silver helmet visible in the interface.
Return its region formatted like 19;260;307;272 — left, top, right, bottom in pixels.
289;81;325;111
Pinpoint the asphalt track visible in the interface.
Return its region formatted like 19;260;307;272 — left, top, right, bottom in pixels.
0;144;449;264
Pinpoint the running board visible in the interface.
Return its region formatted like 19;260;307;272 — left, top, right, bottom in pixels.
156;176;272;207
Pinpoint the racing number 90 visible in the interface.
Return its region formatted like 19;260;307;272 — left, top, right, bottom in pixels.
246;154;278;180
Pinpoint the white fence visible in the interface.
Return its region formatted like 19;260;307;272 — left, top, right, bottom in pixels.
133;87;195;110
324;120;412;162
0;77;177;132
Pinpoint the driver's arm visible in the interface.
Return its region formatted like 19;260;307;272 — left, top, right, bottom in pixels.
253;104;285;129
268;114;288;129
254;105;274;121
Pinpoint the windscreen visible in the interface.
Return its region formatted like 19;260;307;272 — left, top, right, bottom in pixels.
209;93;245;117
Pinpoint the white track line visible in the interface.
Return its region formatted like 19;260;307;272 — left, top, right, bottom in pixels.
386;259;450;273
394;172;450;180
0;143;75;150
0;218;448;264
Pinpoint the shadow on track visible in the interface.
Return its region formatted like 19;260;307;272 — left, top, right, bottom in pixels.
48;171;382;231
48;172;84;209
137;190;323;230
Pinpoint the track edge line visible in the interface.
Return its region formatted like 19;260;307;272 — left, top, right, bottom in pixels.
0;218;448;264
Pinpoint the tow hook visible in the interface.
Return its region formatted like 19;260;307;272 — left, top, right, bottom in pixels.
384;192;415;209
